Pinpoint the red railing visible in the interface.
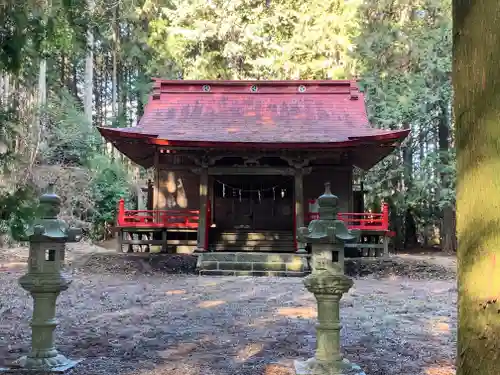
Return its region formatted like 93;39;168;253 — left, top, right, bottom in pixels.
117;198;390;249
117;198;212;250
117;199;200;229
306;202;390;232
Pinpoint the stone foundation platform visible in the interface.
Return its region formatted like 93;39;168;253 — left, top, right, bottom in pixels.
196;252;310;276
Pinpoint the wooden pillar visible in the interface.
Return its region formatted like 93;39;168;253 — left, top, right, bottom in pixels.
116;229;123;252
348;166;353;212
146;179;154;210
116;199;125;252
208;176;215;224
161;230;167;253
196;167;209;252
153;149;160;211
359;181;365;212
153;150;163;252
295;167;306;253
383;236;390;258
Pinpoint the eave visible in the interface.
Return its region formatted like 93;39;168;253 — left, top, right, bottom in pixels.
97;127;410;170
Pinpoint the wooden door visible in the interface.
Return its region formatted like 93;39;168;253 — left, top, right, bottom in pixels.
212;175;294;231
252;197;293;230
232;197;253;228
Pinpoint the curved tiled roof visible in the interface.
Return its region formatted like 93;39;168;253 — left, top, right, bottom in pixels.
97;79;409;168
120;79;406;144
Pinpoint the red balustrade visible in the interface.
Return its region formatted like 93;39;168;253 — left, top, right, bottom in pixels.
116;198;213;249
306;202;390;232
117;198;200;229
117;199;390;242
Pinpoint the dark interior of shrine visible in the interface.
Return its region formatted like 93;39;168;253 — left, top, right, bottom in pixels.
212;175;294;231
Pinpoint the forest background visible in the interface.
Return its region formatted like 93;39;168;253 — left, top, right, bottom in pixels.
0;0;453;250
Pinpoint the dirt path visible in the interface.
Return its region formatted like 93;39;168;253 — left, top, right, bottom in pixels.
0;241;114;271
0;247;456;375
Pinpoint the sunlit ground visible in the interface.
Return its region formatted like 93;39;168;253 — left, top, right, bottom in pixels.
0;250;456;375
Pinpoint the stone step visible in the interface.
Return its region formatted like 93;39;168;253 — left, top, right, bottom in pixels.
214;233;293;242
199;270;307;277
215;232;294;241
214;240;294;246
213;245;294;252
166;239;198;245
213;239;294;246
196;252;311;277
217;230;293;234
199;252;307;262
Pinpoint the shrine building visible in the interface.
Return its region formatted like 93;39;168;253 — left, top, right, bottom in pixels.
98;79;409;275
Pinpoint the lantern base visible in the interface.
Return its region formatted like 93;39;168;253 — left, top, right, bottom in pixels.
0;354;83;373
294;357;366;375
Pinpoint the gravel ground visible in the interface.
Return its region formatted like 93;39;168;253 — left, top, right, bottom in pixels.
0;244;456;375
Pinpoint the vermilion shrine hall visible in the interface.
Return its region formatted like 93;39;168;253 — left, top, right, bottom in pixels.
98;79;409;274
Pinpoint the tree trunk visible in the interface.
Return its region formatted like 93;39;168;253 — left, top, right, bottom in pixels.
454;1;500;373
419;122;425;166
112;1;118;120
104;52;109;126
70;62;80;102
38;60;47;125
403;208;418;248
439;99;456;253
112;2;121;160
84;0;94;127
93;52;100;127
60;54;66;88
389;151;404;249
31;44;47;169
402;122;412;192
137;70;144;119
387;198;403;251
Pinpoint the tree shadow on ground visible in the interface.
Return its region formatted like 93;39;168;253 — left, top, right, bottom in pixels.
0;266;456;375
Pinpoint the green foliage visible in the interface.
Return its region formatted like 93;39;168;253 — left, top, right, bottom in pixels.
0;0;88;73
352;0;453;240
0;186;38;241
87;155;133;240
0;106;21;175
42;90;99;166
143;0;358;79
0;0;455;248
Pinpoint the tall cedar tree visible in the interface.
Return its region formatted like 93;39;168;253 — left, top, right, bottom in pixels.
454;0;500;373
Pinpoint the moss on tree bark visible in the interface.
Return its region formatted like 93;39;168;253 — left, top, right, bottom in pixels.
454;0;500;373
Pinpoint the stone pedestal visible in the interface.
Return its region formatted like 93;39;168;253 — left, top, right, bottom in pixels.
11;271;83;372
295;182;365;375
294;269;365;375
294;357;366;375
1;185;83;373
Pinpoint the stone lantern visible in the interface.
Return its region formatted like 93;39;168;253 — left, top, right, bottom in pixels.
294;182;365;375
6;185;83;372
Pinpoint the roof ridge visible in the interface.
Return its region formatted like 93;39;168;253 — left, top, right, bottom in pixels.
151;80;361;99
151;78;356;85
